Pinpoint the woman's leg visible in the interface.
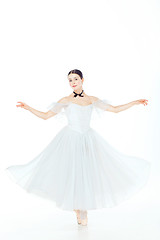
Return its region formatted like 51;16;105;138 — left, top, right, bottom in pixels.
74;209;81;224
79;210;88;226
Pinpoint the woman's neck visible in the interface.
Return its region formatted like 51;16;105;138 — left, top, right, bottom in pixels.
73;88;83;94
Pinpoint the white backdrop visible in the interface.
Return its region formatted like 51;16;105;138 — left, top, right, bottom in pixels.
0;0;160;239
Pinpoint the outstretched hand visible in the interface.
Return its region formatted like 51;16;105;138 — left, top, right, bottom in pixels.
134;99;148;106
16;102;31;110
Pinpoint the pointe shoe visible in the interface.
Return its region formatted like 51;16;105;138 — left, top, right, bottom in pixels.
74;210;81;224
81;218;88;226
79;210;88;226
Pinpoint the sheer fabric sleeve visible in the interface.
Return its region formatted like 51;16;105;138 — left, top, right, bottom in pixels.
46;101;68;123
91;98;113;120
46;101;68;113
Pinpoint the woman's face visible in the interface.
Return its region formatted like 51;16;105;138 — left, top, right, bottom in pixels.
68;73;84;90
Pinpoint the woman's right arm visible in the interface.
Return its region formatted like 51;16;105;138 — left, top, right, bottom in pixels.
16;97;67;120
16;101;57;120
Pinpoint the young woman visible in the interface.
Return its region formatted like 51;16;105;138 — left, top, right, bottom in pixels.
5;69;150;226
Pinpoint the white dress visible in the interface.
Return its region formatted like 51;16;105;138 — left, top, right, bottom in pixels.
5;99;151;211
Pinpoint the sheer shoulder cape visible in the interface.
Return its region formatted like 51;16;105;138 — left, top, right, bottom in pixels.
46;98;113;123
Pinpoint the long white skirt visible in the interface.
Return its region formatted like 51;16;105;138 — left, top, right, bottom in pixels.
5;125;151;211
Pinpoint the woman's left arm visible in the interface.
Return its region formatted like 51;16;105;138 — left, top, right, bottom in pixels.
115;99;148;113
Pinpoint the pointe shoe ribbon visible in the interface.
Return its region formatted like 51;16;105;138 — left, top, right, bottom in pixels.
79;210;88;226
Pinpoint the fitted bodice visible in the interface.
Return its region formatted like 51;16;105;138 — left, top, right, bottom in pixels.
46;98;112;134
65;103;93;134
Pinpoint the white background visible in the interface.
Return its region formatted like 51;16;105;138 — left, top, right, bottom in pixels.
0;0;160;239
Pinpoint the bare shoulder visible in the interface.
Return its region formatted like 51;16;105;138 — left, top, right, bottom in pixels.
89;95;116;113
57;96;69;104
89;96;100;103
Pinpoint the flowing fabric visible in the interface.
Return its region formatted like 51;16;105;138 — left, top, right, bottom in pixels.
5;99;151;211
45;98;113;122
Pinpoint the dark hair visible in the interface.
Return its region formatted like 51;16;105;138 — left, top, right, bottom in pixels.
68;69;83;79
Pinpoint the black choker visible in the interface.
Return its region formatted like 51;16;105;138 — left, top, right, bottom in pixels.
73;90;84;97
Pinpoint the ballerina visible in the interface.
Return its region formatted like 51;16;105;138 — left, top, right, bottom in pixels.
5;69;150;226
